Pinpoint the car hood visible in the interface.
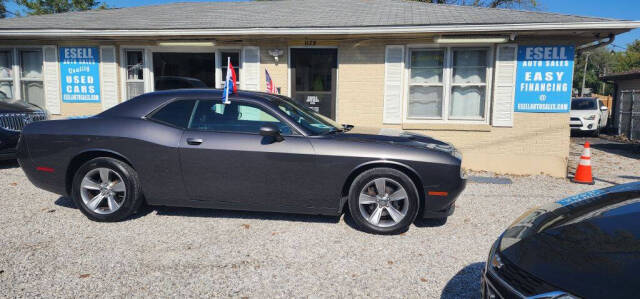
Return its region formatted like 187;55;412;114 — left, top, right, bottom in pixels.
570;109;598;118
0;101;43;113
333;127;459;156
498;182;640;297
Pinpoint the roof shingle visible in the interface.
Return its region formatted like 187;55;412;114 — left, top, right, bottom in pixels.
0;0;621;31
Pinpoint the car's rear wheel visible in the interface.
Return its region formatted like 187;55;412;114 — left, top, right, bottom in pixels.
71;157;143;222
348;168;419;234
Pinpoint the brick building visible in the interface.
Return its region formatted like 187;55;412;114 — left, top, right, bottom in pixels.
0;0;638;176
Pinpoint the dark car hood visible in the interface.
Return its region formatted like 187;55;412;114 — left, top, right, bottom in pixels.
499;182;640;297
333;126;458;154
0;101;42;113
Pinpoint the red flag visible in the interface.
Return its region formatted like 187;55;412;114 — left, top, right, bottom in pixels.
228;58;237;93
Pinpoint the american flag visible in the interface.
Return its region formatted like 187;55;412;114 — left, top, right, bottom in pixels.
265;69;277;94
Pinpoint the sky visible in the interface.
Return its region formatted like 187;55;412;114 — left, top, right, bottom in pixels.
5;0;639;49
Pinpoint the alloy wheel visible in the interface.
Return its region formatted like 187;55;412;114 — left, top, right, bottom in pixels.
80;168;126;215
358;177;409;227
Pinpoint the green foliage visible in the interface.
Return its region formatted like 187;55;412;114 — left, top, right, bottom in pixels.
573;48;615;95
572;40;640;96
16;0;107;15
0;0;7;18
611;40;640;72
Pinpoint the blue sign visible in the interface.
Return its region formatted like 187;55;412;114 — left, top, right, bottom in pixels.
556;189;605;207
514;46;574;113
60;47;100;103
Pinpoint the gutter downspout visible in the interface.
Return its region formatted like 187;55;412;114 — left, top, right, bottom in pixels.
576;34;615;54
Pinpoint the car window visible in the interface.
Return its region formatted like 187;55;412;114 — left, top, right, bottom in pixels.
188;100;293;135
272;98;342;135
571;99;597;110
149;100;196;128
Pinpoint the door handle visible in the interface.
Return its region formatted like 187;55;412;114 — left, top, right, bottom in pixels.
186;138;203;145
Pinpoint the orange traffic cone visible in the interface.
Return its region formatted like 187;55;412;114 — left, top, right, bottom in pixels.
572;141;594;185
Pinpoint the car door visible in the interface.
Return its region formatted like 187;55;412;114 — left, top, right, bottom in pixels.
598;99;609;127
179;98;318;212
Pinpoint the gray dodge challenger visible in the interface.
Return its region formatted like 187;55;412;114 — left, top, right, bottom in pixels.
17;89;466;234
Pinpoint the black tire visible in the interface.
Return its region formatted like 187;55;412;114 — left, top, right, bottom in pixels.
71;157;143;222
347;168;420;235
593;126;600;137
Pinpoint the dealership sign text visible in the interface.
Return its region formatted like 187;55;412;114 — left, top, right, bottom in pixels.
60;47;101;103
514;46;575;113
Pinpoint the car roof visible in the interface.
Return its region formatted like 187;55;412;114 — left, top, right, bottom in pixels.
98;89;286;118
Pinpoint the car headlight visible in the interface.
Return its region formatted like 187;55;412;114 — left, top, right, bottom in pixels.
486;238;500;271
490;252;502;267
584;114;597;120
452;149;463;160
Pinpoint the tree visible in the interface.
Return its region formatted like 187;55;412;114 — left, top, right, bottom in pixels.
570;40;640;96
408;0;537;8
0;0;7;18
612;40;640;72
573;47;616;95
16;0;106;15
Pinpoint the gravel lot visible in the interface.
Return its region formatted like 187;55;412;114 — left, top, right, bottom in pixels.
1;137;637;298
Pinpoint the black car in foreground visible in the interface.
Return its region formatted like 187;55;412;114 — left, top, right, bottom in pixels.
483;182;640;298
0;101;47;160
17;89;466;234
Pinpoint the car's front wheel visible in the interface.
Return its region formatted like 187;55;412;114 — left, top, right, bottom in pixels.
71;157;143;222
348;168;419;234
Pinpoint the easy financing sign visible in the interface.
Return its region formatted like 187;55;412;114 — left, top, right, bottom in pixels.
514;46;575;113
60;47;101;103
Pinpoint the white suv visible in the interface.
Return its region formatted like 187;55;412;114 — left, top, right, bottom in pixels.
570;97;609;136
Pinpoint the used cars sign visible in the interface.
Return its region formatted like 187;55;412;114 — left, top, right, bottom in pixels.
514;45;575;113
60;47;101;103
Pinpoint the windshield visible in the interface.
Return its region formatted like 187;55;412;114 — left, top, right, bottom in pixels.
272;97;342;135
571;98;597;110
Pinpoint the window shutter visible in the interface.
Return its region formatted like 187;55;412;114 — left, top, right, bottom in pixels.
42;46;61;115
492;44;518;127
383;45;404;124
241;46;260;91
100;46;118;110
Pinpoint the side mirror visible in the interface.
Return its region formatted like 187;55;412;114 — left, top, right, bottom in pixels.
260;124;284;142
600;106;608;111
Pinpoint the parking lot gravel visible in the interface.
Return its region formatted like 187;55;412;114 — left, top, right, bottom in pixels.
1;137;637;298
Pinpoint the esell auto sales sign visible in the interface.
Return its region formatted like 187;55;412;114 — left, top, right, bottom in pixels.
60;47;101;103
514;45;575;113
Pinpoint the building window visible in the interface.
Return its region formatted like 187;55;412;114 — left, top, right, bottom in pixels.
408;49;445;118
450;48;488;120
407;46;491;122
20;49;45;108
220;51;240;87
0;48;45;106
0;50;13;102
125;50;145;99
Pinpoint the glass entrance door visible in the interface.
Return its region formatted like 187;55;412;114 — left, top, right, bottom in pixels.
290;48;337;119
152;52;215;91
